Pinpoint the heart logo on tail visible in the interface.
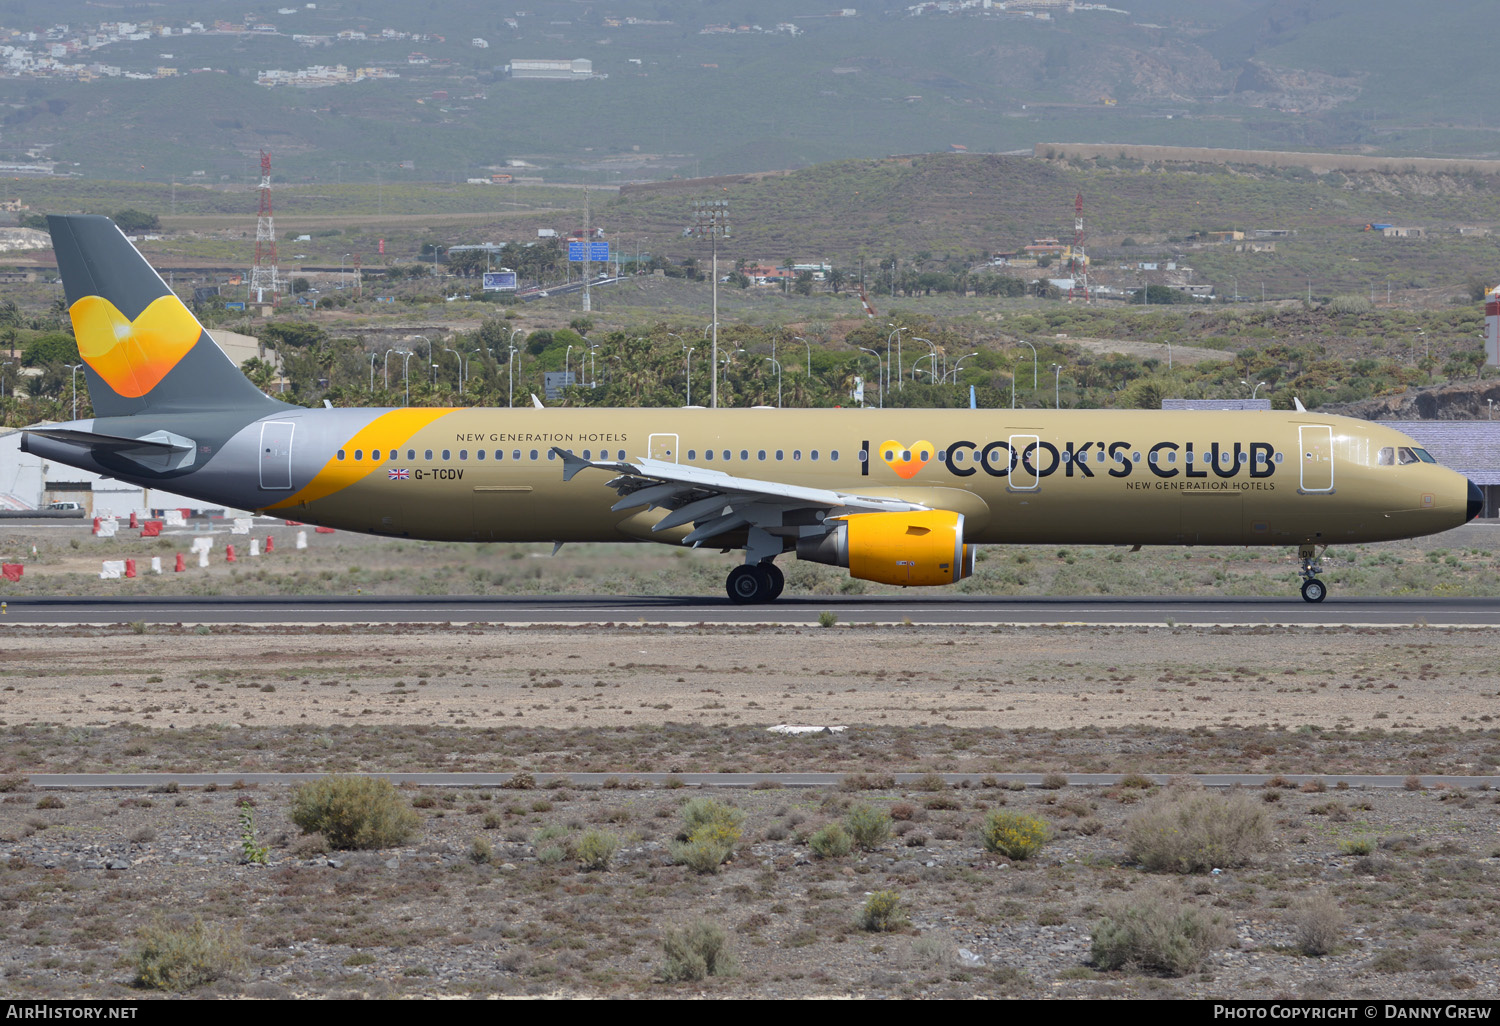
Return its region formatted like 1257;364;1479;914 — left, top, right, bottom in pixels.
878;439;935;480
69;294;202;399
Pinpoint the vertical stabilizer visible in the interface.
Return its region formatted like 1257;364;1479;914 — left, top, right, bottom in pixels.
48;214;282;418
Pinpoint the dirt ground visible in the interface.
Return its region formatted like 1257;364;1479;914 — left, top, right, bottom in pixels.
1;623;1498;735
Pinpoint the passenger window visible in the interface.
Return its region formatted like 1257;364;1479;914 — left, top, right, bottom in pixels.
857;450;868;462
529;450;538;460
337;449;346;461
1061;450;1072;463
793;450;802;461
740;450;749;461
722;450;730;461
1167;451;1177;464
371;449;381;461
758;450;767;461
513;450;522;461
1238;452;1247;464
354;450;363;461
442;450;451;461
1274;453;1283;463
546;450;556;460
1149;452;1159;465
776;450;784;461
1096;451;1105;463
831;450;839;462
687;450;696;460
953;450;965;463
1132;452;1141;462
459;450;468;461
1221;451;1231;465
407;449;416;460
477;450;486;460
425;449;433;460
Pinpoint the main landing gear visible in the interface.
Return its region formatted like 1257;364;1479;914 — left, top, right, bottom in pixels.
1298;544;1327;603
726;562;785;605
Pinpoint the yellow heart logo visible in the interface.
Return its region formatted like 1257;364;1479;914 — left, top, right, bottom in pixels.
68;293;203;399
878;439;935;480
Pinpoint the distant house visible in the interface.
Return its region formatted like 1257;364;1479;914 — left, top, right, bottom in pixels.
1383;226;1425;238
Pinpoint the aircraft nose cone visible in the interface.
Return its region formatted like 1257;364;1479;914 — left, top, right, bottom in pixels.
1468;479;1484;522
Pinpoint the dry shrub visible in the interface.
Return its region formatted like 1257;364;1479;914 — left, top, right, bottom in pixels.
844;803;893;851
671;797;744;873
1124;789;1271;873
576;829;617;871
1091;882;1232;976
1293;893;1346;956
662;920;735;982
809;822;853;858
980;810;1051;860
859;890;907;932
288;775;420;850
132;918;246;991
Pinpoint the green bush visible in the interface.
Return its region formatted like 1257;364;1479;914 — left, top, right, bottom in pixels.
1293;893;1346;957
1124;789;1270;873
576;828;618;871
1091;885;1232;976
662;920;735;981
671;798;744;873
980;810;1051;860
809;822;853;858
131;918;246;991
859;890;907;933
844;803;892;851
288;775;421;850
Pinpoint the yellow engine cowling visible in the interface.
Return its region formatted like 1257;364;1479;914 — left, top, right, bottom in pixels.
796;509;975;587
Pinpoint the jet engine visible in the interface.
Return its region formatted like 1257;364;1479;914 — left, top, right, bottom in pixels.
796;509;975;587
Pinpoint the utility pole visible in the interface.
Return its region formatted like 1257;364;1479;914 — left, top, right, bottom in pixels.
582;188;592;314
690;198;731;408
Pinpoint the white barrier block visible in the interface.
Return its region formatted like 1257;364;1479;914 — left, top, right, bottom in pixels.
249;539;260;557
163;510;186;527
198;548;209;568
95;519;117;538
150;556;162;574
231;518;252;535
99;560;124;580
296;530;307;550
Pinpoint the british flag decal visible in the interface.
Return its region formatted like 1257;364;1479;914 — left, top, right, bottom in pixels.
388;468;410;480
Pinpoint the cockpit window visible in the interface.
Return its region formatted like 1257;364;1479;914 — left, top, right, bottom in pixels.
1378;447;1394;466
1413;448;1436;464
1397;446;1421;465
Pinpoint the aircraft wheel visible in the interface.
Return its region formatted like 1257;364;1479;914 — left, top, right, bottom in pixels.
1300;578;1327;603
727;565;770;605
762;562;785;601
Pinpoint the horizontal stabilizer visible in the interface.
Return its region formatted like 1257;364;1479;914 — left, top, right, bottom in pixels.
24;427;192;455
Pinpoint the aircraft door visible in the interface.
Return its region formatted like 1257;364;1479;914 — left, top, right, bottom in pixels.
1299;425;1334;493
1008;434;1040;491
648;433;679;462
259;421;295;490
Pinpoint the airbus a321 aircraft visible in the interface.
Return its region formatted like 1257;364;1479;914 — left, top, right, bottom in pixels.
22;215;1483;604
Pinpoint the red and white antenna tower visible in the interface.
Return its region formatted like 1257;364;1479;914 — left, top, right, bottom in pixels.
249;150;280;302
1069;190;1090;301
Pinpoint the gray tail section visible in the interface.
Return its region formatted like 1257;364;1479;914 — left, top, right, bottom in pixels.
48;214;283;419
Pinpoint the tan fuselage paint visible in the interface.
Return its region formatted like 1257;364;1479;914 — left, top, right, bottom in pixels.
271;408;1472;549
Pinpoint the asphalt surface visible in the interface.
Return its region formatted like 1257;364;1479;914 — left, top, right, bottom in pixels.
3;594;1500;626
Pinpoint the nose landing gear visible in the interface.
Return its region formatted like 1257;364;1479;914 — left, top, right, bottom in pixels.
1298;544;1327;603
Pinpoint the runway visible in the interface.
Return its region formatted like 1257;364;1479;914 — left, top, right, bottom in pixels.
5;593;1500;626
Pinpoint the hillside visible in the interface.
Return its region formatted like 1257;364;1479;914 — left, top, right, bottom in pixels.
0;1;1496;182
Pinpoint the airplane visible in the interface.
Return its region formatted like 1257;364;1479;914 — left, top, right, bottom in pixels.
20;214;1484;605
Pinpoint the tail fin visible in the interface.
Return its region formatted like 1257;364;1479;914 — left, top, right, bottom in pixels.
48;214;281;419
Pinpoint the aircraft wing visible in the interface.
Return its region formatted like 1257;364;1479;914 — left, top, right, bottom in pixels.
553;448;927;546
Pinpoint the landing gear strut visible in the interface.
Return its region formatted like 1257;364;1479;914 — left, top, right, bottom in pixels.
726;562;784;605
1298;544;1326;603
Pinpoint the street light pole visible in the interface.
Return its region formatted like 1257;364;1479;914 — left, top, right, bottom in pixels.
856;347;882;408
690;198;731;408
1052;363;1063;409
508;347;517;408
1017;340;1038;391
443;347;459;389
765;357;781;408
369;352;377;391
950;353;978;385
400;351;413;407
67;363;82;419
684;346;695;406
